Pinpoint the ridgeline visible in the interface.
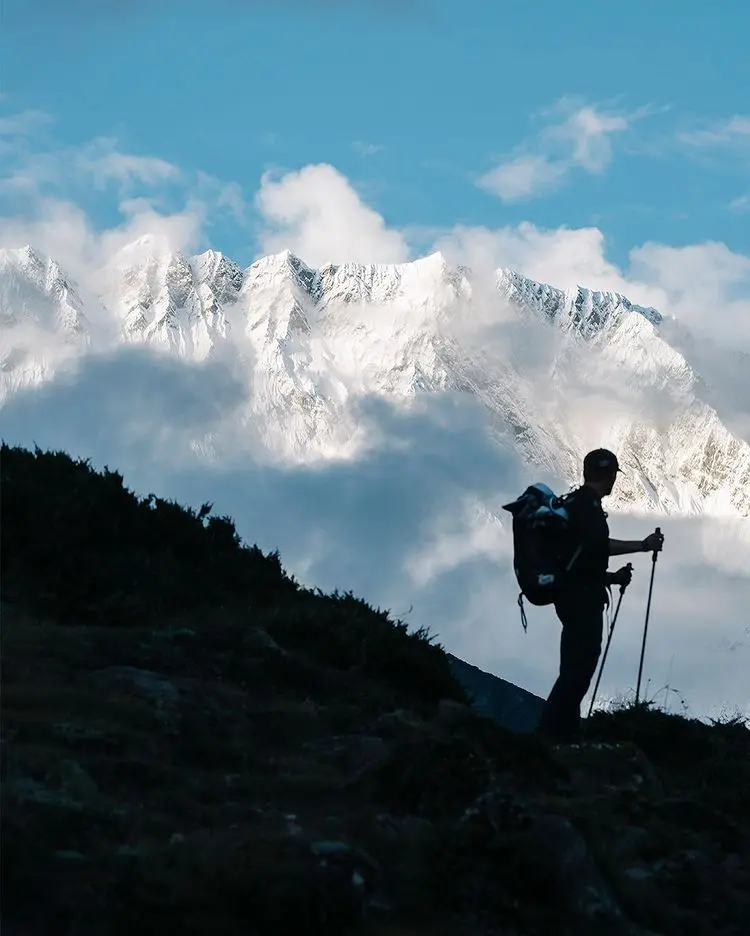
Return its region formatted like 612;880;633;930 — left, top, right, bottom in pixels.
1;443;748;936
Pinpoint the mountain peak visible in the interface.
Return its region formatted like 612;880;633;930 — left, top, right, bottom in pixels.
0;244;48;270
108;234;187;275
250;249;311;272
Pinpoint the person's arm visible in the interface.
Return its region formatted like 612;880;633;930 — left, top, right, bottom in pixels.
609;538;646;556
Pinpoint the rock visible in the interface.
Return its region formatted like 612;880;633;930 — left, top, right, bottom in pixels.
115;845;142;858
285;814;304;837
150;627;196;642
52;722;106;743
550;741;664;799
460;786;526;831
89;666;181;734
54;850;86;861
311;840;380;891
368;814;438;916
303;734;389;775
52;759;98;800
6;775;85;811
308;840;381;930
610;826;650;863
89;666;179;704
310;840;380;873
242;627;287;655
520;814;625;925
371;708;431;740
433;698;476;729
658;797;745;850
372;813;435;845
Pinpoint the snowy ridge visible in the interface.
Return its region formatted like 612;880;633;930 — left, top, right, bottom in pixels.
0;246;88;336
1;243;749;518
102;240;241;360
0;247;89;401
497;268;662;337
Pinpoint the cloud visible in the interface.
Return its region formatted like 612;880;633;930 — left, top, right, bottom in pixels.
629;240;750;349
477;155;566;203
74;138;182;189
679;115;750;149
0;108;250;285
552;104;630;172
678;115;750;177
477;98;642;202
729;194;750;213
0;197;207;299
351;140;385;157
255;163;409;266
0;110;54;148
0;112;215;203
435;222;637;293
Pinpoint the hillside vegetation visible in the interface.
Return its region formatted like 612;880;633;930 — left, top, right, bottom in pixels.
1;443;748;936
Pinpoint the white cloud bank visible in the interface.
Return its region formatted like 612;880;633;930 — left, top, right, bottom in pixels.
1;109;749;721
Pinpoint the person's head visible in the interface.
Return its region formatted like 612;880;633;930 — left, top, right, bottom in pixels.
582;448;621;497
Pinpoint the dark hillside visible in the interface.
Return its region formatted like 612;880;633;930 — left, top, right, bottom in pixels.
1;443;748;936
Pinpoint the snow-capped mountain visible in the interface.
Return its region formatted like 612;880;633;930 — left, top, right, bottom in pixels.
102;241;241;359
1;241;749;518
0;246;89;397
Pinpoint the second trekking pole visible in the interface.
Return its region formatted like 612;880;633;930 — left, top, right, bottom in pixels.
635;527;661;705
587;562;632;720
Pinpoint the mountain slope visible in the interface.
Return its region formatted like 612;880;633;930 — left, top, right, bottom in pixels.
1;243;749;517
3;443;749;936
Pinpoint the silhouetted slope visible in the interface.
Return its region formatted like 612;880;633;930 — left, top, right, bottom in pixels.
1;444;748;936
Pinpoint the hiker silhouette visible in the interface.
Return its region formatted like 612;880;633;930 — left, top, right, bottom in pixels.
536;449;664;743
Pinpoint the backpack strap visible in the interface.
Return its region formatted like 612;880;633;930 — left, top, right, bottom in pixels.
517;592;529;632
565;543;584;572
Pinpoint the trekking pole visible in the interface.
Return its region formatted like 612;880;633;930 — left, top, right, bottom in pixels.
635;527;661;705
587;562;632;720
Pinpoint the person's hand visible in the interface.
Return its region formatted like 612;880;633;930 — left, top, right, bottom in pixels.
609;564;633;588
642;530;664;553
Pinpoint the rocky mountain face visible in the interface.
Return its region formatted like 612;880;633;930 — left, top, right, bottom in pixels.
3;443;749;936
1;242;749;517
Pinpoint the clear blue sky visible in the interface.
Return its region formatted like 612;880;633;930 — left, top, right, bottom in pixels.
2;0;749;270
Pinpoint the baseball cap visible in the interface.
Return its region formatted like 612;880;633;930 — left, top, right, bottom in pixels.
583;448;621;477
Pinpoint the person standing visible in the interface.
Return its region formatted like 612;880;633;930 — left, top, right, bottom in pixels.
536;449;664;743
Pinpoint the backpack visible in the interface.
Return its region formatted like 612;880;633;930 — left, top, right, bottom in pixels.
502;483;583;630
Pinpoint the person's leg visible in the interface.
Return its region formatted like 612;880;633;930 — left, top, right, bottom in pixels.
537;588;604;742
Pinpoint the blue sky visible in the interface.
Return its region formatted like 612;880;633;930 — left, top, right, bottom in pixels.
2;0;749;275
